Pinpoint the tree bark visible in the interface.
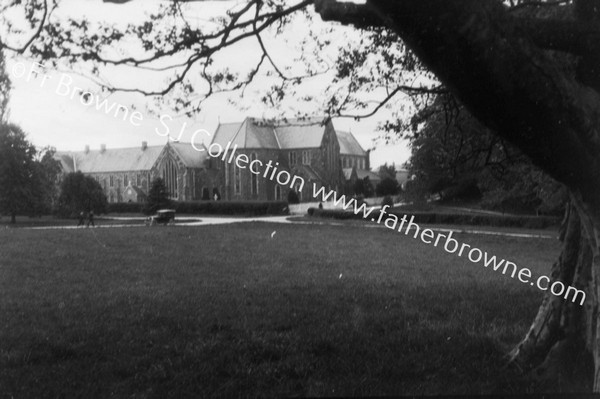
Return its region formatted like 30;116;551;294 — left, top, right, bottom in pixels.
316;0;600;391
509;199;596;389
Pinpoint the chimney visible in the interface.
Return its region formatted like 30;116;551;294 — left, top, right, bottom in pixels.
100;144;106;154
142;141;147;151
84;145;89;154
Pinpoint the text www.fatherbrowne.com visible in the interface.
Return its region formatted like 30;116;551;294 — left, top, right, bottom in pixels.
311;185;586;306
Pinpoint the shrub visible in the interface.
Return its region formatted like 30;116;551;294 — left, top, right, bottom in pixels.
381;196;394;208
56;172;108;217
173;201;289;216
307;208;559;229
376;177;400;197
287;190;300;204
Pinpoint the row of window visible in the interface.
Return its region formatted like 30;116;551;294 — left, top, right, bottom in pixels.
288;151;311;166
94;173;147;189
223;153;284;199
342;157;366;169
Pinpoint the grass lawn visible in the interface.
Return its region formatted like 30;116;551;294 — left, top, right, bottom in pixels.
0;222;561;397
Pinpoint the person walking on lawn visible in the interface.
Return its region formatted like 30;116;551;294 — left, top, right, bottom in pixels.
87;210;95;228
77;211;85;227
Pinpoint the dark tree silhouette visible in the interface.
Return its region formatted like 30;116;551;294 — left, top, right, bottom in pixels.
0;124;38;223
57;171;108;217
145;177;171;215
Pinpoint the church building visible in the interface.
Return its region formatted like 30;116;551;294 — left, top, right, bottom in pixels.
54;116;372;203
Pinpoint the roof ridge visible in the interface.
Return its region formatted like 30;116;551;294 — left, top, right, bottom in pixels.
231;117;248;149
60;144;167;154
272;126;282;149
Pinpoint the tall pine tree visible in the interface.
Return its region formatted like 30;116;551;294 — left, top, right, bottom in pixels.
144;177;171;215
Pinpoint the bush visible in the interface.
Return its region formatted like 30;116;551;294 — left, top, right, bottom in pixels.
287;190;300;204
56;172;108;218
376;178;400;197
307;208;559;229
173;201;289;216
381;196;394;208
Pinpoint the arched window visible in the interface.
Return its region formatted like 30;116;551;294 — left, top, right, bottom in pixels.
274;185;281;200
302;151;310;165
162;159;178;199
234;163;242;195
225;157;230;187
251;153;258;196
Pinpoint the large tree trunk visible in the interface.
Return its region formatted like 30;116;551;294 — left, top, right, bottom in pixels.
315;0;600;391
509;198;598;390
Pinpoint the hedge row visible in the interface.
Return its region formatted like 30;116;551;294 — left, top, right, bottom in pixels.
106;202;144;214
307;208;560;229
107;201;289;216
173;201;289;215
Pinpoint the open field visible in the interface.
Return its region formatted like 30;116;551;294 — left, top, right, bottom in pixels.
0;222;565;397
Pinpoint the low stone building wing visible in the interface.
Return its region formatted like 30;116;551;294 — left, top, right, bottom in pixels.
54;142;211;203
57;145;164;174
356;169;382;186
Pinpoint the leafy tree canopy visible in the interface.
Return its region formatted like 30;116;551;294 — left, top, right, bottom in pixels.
0;123;38;222
57;171;108;217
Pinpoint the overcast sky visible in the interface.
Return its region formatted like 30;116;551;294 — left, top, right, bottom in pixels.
4;0;411;169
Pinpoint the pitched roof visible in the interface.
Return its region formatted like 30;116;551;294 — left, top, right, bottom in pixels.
294;164;324;182
55;153;77;174
273;117;330;149
212;122;243;148
55;142;207;173
125;185;147;197
342;167;355;180
356;169;381;183
211;117;331;150
170;142;208;169
336;131;367;156
396;169;410;184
